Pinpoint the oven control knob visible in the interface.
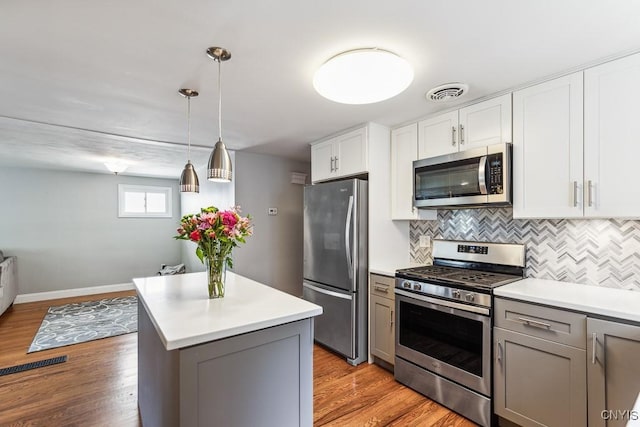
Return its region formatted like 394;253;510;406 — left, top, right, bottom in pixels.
452;290;461;299
412;283;421;291
402;281;412;289
465;293;475;302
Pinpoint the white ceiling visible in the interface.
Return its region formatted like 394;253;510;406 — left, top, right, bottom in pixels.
1;1;640;178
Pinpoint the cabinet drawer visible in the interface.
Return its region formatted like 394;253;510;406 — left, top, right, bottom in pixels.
495;298;586;349
370;274;395;300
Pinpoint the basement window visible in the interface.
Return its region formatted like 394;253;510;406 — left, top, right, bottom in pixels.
118;184;172;218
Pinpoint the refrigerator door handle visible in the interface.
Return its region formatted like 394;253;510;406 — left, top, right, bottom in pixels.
303;282;352;300
345;195;354;279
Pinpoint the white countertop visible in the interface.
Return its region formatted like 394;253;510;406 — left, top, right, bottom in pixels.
133;271;323;351
370;262;428;278
495;278;640;323
369;267;399;277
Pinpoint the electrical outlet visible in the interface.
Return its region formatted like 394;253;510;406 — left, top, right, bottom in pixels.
268;207;278;216
419;235;431;248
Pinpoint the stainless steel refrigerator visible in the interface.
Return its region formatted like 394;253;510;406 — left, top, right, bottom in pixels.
302;178;368;365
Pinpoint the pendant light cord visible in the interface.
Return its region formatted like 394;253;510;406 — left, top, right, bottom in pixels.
187;95;192;161
218;58;222;141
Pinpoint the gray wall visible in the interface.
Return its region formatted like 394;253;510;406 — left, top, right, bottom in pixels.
179;153;236;273
233;152;310;296
0;167;181;294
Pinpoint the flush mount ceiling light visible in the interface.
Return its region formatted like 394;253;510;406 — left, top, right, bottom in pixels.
313;48;414;105
178;88;200;193
206;46;233;183
104;162;127;175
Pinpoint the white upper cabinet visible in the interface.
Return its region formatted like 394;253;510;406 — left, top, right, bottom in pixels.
513;72;584;218
418;111;459;158
335;127;368;178
391;124;419;219
458;93;512;150
514;52;640;219
418;94;512;159
584;53;640;218
391;123;436;220
311;127;367;183
310;139;335;183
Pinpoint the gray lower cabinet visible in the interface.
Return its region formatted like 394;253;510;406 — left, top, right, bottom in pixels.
494;327;587;427
138;300;314;427
370;273;395;365
493;298;587;427
587;318;640;427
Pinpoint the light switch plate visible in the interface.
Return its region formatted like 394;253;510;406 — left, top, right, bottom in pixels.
419;235;431;248
268;207;278;216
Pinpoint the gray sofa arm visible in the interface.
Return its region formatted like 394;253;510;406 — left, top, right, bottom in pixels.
0;256;17;316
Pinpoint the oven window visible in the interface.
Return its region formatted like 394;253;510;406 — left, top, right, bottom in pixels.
415;157;481;200
399;300;483;376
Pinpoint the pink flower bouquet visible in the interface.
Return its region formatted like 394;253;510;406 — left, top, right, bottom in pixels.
175;206;252;298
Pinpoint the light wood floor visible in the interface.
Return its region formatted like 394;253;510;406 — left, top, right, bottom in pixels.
0;292;476;426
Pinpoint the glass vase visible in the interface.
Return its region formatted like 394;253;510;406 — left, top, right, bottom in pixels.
204;256;226;299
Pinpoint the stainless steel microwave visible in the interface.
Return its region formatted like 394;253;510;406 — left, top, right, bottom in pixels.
413;143;512;208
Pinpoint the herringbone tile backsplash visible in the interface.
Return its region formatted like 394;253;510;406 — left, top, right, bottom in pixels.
410;208;640;291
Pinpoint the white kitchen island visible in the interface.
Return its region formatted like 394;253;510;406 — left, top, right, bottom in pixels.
133;271;322;427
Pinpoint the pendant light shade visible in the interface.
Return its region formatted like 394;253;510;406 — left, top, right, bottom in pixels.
208;138;233;181
178;88;200;193
180;161;200;192
206;46;233;183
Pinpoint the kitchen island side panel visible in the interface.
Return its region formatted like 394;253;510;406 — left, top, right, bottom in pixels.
138;299;180;427
179;318;314;427
138;295;314;427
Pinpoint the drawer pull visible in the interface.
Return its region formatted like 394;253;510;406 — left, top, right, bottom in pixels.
518;317;551;330
591;332;597;364
374;285;389;293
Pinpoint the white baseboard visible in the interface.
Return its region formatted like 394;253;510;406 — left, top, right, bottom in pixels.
14;283;135;304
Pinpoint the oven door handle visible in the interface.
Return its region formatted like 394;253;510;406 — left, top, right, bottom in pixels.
395;289;490;316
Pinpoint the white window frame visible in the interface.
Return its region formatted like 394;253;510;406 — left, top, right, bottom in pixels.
118;184;173;218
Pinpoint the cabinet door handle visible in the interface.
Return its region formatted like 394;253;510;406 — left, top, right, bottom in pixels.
374;285;389;293
330;157;335;172
390;309;394;327
587;180;593;207
459;124;465;144
451;126;457;146
571;181;578;207
591;332;597;364
518;317;551;329
334;156;339;171
497;341;503;363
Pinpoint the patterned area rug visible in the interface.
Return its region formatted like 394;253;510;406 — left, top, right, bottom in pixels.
28;296;138;353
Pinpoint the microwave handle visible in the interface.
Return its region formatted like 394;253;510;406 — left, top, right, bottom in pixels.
478;156;488;195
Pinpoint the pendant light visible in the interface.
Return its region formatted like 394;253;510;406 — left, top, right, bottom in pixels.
178;88;200;192
206;46;233;182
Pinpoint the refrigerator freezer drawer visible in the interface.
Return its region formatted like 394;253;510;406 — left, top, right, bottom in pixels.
302;281;355;359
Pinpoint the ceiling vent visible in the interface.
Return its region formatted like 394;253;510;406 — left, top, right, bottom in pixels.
426;83;469;102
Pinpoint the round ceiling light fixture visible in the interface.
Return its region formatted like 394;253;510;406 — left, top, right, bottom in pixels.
313;48;414;105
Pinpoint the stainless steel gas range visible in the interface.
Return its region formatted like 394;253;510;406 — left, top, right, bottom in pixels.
394;239;525;427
